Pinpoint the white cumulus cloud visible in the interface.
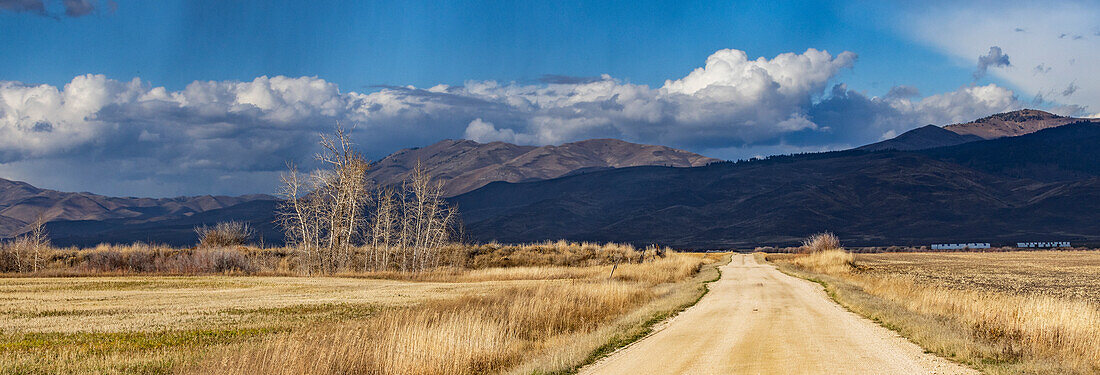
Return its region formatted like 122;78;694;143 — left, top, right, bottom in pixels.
0;48;1032;196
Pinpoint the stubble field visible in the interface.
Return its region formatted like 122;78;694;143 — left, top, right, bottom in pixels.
856;251;1100;303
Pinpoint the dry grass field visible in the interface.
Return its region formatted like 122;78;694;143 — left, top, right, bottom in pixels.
856;251;1100;304
0;246;725;374
771;249;1100;375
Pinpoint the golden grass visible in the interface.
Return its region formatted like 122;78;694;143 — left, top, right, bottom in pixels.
1;251;724;374
194;283;651;375
785;249;853;274
191;254;720;375
772;250;1100;375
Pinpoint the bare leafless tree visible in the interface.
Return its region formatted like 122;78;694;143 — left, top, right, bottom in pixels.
8;215;51;273
277;127;371;274
316;128;371;271
277;128;458;275
277;163;322;274
369;187;398;271
398;162;456;271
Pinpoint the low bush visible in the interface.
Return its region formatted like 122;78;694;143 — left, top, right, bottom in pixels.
196;221;255;248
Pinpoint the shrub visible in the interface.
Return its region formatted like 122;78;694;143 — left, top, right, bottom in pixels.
196;222;255;247
0;243;18;272
800;232;841;253
84;249;126;272
205;248;254;273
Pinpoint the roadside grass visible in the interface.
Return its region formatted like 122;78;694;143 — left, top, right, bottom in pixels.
521;252;728;375
769;250;1100;375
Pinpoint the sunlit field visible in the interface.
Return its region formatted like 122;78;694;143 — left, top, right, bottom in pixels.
0;243;725;374
856;251;1100;304
771;248;1100;375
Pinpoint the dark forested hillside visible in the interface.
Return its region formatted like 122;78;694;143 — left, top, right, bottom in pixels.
919;121;1100;181
453;124;1100;248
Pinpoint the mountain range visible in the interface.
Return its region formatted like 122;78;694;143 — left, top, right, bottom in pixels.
943;109;1087;139
858;109;1094;151
454;121;1100;248
0;178;267;243
366;138;718;196
3;109;1097;248
1;138;717;245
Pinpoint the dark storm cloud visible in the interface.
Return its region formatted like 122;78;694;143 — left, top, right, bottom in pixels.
0;0;46;15
1062;82;1078;97
974;46;1011;80
885;85;920;99
801;83;1022;148
62;0;93;16
0;0;102;17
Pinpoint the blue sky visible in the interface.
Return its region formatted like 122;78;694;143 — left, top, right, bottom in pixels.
1;0;1097;196
2;1;968;96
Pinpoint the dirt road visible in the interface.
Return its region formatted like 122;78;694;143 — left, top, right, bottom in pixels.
581;254;976;375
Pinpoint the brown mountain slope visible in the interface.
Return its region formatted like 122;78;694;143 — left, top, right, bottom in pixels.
367;138;720;196
0;178;268;238
944;109;1096;139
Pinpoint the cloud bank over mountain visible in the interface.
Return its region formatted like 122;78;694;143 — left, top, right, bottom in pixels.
0;48;1024;196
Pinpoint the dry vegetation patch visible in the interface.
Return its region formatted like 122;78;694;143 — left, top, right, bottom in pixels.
772;249;1100;375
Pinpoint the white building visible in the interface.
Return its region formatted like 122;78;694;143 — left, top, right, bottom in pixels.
1016;241;1071;248
931;243;991;250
